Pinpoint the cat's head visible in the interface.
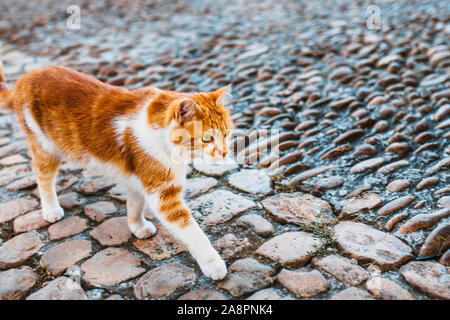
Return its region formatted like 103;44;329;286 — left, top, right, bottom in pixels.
165;85;233;162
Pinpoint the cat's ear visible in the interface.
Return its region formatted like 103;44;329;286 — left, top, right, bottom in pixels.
210;85;232;107
174;98;200;123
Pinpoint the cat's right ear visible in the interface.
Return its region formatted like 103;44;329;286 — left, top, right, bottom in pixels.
174;98;200;123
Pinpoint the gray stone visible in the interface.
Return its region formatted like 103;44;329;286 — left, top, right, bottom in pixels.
0;267;37;300
0;198;39;223
262;193;334;225
134;262;197;299
216;258;275;297
365;277;415;300
330;287;374;300
81;248;145;287
189;189;255;225
400;261;450;300
277;269;330;298
236;214;274;237
90;217;131;246
312;254;369;285
185;177;218;198
256;232;322;265
0;231;43;269
41;240;92;275
227;169;272;195
334;222;413;271
26;277;87;300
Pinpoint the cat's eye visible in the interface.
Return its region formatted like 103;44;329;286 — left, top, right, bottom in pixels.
202;135;213;143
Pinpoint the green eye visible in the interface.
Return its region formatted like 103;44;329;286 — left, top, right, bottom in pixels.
202;135;213;143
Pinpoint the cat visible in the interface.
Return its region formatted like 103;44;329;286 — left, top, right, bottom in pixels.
0;61;232;280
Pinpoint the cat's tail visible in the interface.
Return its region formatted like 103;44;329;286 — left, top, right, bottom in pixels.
0;59;13;110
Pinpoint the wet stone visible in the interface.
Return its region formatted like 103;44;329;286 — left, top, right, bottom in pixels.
178;289;228;300
377;160;409;175
312;254;368;285
133;224;186;261
416;176;440;190
385;213;409;232
79;178;115;194
313;176;344;191
377;196;415;216
289;165;336;186
26;277;87;300
400;261;450;300
256;232;322;266
189;190;255;225
438;196;450;208
262;193;334;225
0;231;43;269
185;177;218;198
213;233;251;260
81;248;145;287
350;157;385;174
236;214;274;237
246;288;292;300
277;269;330;298
398;208;450;235
58;192;82;209
134;262;197;300
0;198;39;223
227;169;272;195
216;258;275;297
41;240;92;275
334;222;413;271
386;179;411;192
330;287;374;300
426;157;450;175
365;277;415;300
13;209;50;233
418;224;450;258
48;216;88;240
5;175;36;192
340;193;383;218
0;266;37;300
84;201;117;222
440;250;450;266
90;217;131;246
0;154;27;166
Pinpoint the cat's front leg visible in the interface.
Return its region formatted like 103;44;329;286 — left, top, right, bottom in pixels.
126;187;156;239
154;185;227;280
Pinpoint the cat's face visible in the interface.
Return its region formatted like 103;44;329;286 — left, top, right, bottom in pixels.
168;86;233;162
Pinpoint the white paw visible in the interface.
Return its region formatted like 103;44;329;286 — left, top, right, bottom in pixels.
129;220;156;239
199;255;228;280
42;206;64;223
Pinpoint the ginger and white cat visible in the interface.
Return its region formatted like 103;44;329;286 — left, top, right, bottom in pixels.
0;61;232;280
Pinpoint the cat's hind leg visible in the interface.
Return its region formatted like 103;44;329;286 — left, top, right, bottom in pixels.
126;188;156;239
30;145;64;223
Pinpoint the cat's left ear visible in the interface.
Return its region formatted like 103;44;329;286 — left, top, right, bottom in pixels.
174;98;200;123
210;85;232;107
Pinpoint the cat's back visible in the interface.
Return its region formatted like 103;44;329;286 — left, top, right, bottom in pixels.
14;65;112;100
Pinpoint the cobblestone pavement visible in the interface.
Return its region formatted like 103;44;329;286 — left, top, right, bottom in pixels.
0;0;449;300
